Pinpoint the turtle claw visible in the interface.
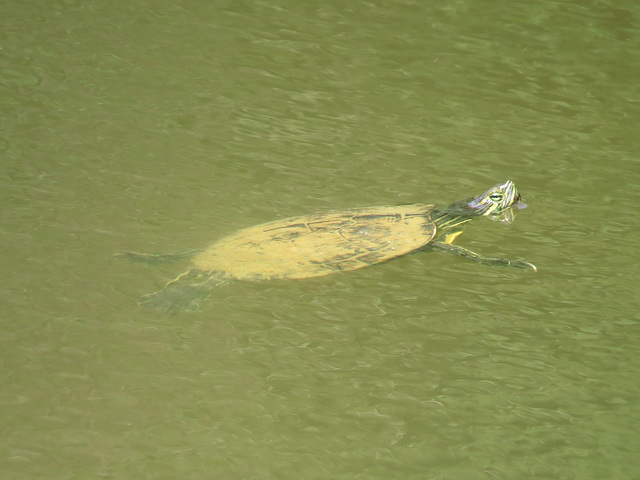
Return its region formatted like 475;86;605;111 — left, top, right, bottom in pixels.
485;257;537;271
515;260;537;272
508;260;537;272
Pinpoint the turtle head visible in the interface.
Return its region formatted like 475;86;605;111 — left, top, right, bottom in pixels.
433;180;526;229
466;180;524;222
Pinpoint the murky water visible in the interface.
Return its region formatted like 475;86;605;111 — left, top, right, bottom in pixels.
2;0;639;478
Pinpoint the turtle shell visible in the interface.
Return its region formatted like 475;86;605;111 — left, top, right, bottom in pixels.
193;203;436;281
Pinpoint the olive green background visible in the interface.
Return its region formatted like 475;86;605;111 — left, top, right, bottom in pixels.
2;1;639;478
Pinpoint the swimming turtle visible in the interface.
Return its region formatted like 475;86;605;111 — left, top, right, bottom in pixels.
118;180;535;313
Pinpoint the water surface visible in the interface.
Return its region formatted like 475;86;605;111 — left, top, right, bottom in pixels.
2;0;639;478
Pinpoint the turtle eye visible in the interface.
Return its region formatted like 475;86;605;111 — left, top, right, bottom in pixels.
489;192;504;202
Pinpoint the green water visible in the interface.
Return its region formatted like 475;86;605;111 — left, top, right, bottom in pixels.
2;0;639;478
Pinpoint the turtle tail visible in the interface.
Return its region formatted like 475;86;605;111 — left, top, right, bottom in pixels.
114;249;202;264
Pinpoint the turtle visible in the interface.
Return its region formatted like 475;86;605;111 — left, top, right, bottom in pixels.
117;180;536;313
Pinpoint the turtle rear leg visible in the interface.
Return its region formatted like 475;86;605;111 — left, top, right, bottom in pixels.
430;241;537;272
115;249;203;264
139;268;228;314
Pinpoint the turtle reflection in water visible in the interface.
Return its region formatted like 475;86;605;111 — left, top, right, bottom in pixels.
118;180;536;313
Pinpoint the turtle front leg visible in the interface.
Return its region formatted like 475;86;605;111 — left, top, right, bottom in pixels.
429;242;537;272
